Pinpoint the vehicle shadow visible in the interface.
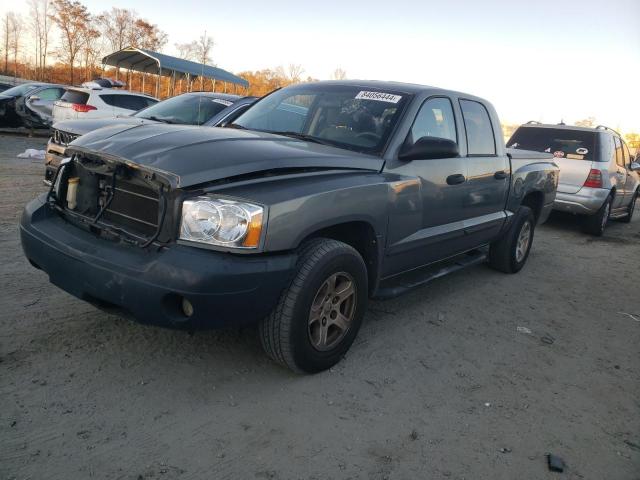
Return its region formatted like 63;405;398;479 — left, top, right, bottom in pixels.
542;211;586;233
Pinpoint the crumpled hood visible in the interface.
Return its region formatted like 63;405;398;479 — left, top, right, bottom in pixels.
54;116;154;136
67;123;383;188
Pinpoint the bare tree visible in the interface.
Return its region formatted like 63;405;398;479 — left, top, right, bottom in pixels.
50;0;92;84
80;22;101;82
332;67;347;80
8;13;20;78
29;0;53;80
574;117;596;128
288;64;305;83
98;7;135;53
130;19;167;51
175;41;195;60
2;12;13;74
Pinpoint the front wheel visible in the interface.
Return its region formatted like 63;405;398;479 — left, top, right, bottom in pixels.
259;238;368;373
583;195;611;235
488;206;535;274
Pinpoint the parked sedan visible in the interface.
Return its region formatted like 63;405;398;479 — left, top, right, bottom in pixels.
44;93;254;184
508;123;640;235
0;82;55;127
14;84;68;129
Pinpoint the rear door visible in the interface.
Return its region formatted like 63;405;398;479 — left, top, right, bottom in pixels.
621;140;636;206
100;94;157;117
613;136;627;208
459;99;510;244
24;87;65;121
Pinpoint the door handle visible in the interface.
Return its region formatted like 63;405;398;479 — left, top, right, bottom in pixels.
494;170;508;180
446;174;466;185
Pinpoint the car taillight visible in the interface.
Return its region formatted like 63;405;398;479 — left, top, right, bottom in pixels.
583;169;603;188
72;103;97;113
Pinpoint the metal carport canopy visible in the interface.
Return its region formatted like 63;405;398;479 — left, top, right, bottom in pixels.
101;47;249;88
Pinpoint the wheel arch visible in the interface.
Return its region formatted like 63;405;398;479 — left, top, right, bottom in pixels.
520;190;544;222
297;220;381;296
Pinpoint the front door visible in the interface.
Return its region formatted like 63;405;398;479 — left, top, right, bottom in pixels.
383;96;469;276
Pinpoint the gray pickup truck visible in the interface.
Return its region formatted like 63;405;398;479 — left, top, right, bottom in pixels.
20;81;559;373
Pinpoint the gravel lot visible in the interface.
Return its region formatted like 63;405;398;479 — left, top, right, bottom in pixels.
1;133;639;480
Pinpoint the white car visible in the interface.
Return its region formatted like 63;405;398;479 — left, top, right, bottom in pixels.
52;86;158;122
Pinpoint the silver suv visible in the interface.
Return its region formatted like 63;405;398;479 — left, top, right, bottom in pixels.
508;123;639;235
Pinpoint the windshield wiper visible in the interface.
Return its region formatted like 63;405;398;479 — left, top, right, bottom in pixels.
269;131;332;146
145;116;175;124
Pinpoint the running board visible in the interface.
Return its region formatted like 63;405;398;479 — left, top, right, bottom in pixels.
374;249;488;299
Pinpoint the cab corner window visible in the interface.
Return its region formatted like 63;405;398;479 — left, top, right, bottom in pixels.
409;97;457;146
460;99;496;156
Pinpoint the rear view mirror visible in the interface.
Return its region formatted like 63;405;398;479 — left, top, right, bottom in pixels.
399;136;459;161
630;161;640;172
28;95;40;101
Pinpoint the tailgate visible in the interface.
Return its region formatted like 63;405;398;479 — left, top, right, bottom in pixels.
555;158;593;193
53;101;77;121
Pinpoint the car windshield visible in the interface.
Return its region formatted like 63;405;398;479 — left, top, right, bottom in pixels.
134;94;235;125
2;83;42;97
508;127;597;161
231;85;410;155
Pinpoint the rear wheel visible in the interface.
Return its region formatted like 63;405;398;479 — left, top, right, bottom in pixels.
620;190;637;223
259;238;368;373
583;195;611;235
488;206;535;274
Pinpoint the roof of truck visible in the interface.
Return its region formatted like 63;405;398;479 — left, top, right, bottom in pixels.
289;80;491;104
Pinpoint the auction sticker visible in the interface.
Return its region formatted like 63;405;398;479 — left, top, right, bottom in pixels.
566;154;584;160
355;91;402;103
553;151;565;158
212;98;233;106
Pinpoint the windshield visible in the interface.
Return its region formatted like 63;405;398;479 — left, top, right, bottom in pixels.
134;94;235;125
232;85;410;155
508;127;597;161
2;83;42;97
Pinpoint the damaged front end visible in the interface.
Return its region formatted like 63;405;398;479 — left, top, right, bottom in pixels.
47;150;180;248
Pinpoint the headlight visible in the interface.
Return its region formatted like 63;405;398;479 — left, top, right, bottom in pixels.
180;196;264;248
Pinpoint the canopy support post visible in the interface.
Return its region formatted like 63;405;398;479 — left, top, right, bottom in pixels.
155;67;162;98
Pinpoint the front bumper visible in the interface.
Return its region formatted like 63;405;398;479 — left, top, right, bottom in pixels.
552;187;609;215
20;195;296;330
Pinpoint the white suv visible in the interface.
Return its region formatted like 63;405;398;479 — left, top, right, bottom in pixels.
52;86;158;122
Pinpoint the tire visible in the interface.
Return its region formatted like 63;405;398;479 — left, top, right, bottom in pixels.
583;195;612;235
488;206;535;274
259;238;368;374
620;190;637;223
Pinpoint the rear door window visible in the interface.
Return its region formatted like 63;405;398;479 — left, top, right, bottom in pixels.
100;94;157;111
60;90;89;105
622;141;632;166
36;88;65;100
508;127;597;161
614;136;625;167
459;99;496;155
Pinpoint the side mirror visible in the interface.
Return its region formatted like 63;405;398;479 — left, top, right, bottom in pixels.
28;95;40;101
399;136;459;161
630;161;640;172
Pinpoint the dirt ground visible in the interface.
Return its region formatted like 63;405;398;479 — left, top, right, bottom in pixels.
1;134;639;480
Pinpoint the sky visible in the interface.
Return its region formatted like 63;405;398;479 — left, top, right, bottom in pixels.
3;0;640;132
